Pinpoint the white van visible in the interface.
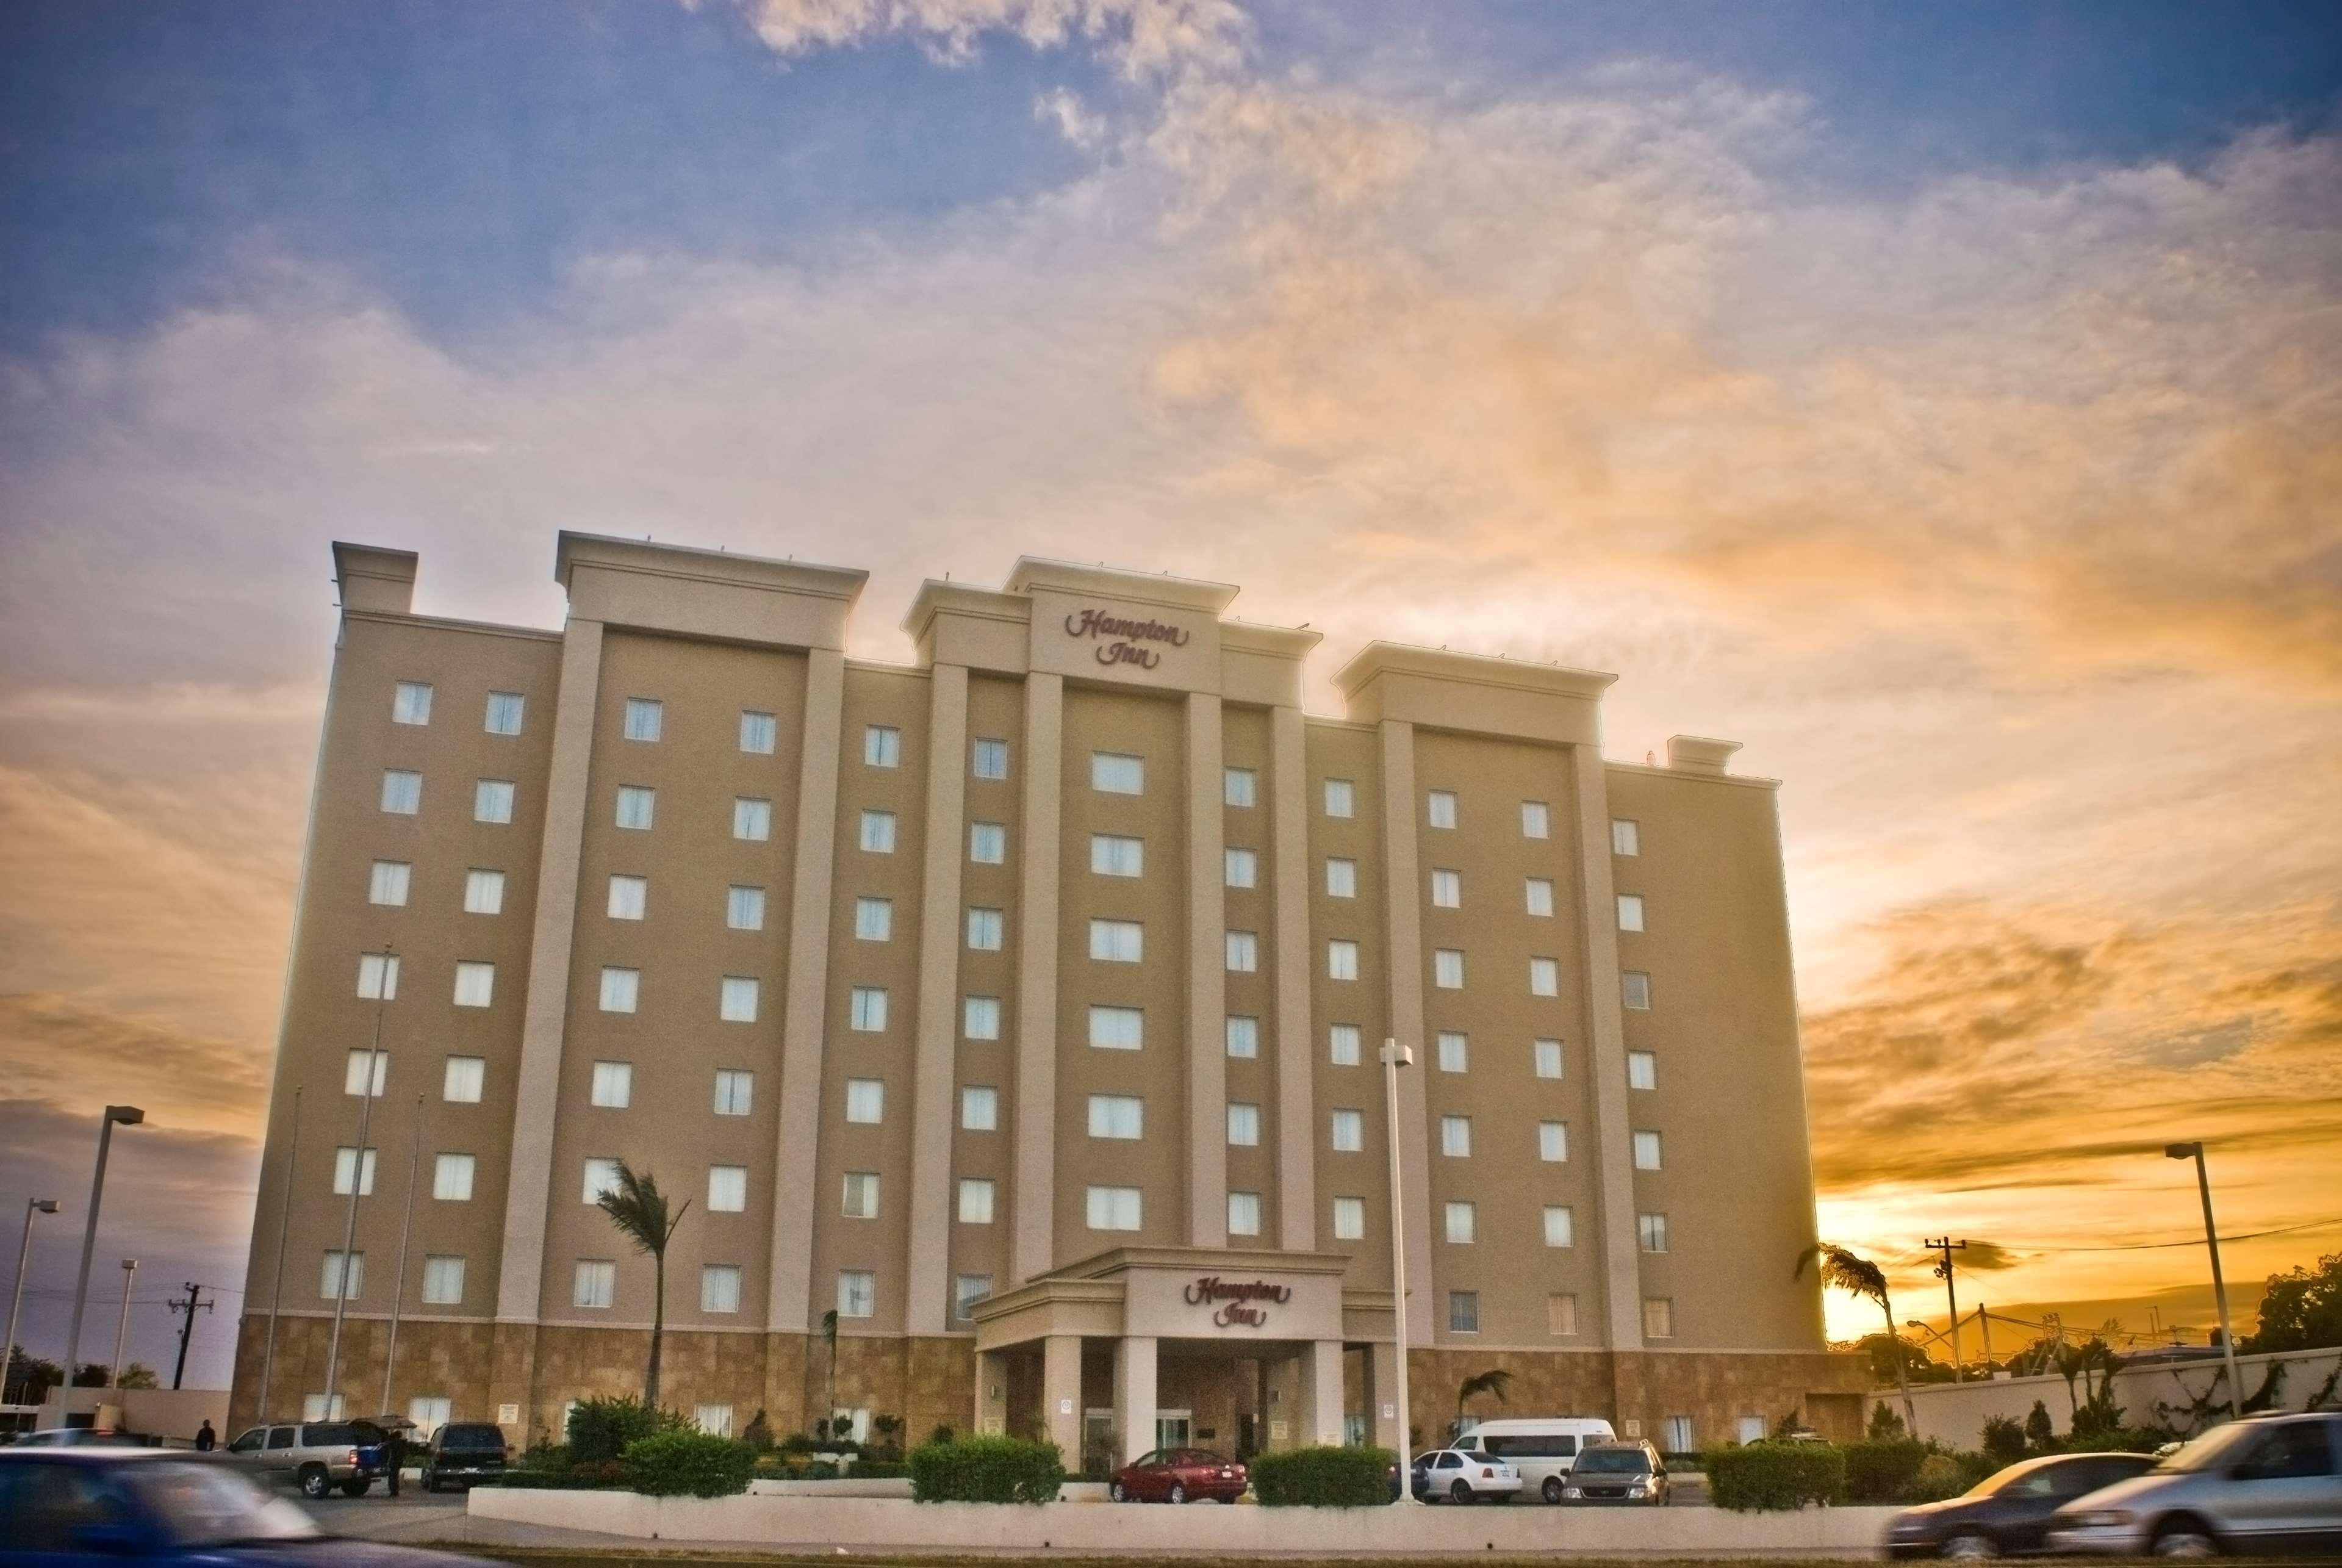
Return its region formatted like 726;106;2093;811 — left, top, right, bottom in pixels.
1460;1417;1617;1503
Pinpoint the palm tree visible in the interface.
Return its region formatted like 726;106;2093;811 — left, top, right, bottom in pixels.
596;1163;689;1409
1455;1368;1512;1442
821;1307;840;1442
1797;1242;1916;1434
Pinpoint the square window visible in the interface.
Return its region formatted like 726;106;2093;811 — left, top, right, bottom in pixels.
1534;1038;1564;1079
393;682;434;725
1329;1109;1363;1152
1529;957;1559;996
1090;752;1144;794
1546;1292;1579;1336
728;885;766;931
433;1153;475;1202
1544;1206;1575;1248
1448;1290;1480;1334
1088;1005;1143;1049
969;821;1006;863
442;1056;484;1103
1664;1415;1695;1453
598;967;639;1013
582;1157;622;1204
607;874;647;920
957;1178;994;1224
464;869;505;915
739;710;777;754
380;769;422;815
840;1171;879;1218
972;738;1009;780
1226;930;1259;973
1526;878;1555;918
1628;1051;1657;1090
714;1070;753;1116
1539;1121;1568;1162
863;725;901;768
1633;1130;1663;1170
1227;1102;1260;1146
966;907;1003;950
836;1270;875;1318
1324;857;1357;898
1224;1015;1259;1059
1617;894;1645;932
1440;1115;1471;1157
453;961;495;1008
1090;833;1141;876
1738;1415;1767;1446
1432;949;1464;989
1088;1094;1143;1139
331;1146;377;1196
485;691;525;736
855;897;893;941
590;1060;633;1108
1326;939;1358;980
1426;789;1457;829
963;995;1001;1040
1521;800;1550;838
1085;1185;1141;1231
1332;1196;1365;1241
573;1259;616;1309
736;798;774;842
1227;1191;1262;1236
1437;1032;1468;1073
1223;766;1257;807
422;1255;466;1306
1430;868;1460;907
1224;847;1258;888
369;861;411;906
1328;1024;1362;1066
623;698;663;742
1612;819;1640;857
1639;1212;1670;1253
1090;919;1143;962
954;1275;993;1320
1323;778;1355;818
844;1078;884;1123
708;1165;749;1212
615;786;655;830
1622;971;1652;1010
700;1266;742;1315
321;1250;364;1300
960;1085;998;1131
474;779;515;824
850;987;888;1032
346;1048;389;1097
1643;1298;1675;1339
357;952;400;1000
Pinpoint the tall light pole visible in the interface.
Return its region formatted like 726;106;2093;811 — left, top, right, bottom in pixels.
257;1087;303;1417
2166;1142;2244;1419
110;1259;138;1388
1381;1037;1418;1503
3;1198;60;1403
324;947;394;1419
65;1105;145;1382
381;1095;426;1416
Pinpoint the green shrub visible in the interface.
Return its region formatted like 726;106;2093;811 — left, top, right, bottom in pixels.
1981;1415;2027;1465
1704;1441;1847;1511
1844;1440;1930;1503
1248;1445;1393;1508
567;1395;682;1464
1905;1453;1970;1503
622;1430;756;1498
907;1434;1066;1504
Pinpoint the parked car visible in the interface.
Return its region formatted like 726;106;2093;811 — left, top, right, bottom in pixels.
2048;1411;2342;1558
9;1430;148;1450
219;1419;387;1498
1558;1439;1668;1505
0;1448;510;1565
418;1423;509;1492
1108;1448;1248;1503
1886;1451;2160;1558
1413;1448;1522;1504
1464;1417;1617;1504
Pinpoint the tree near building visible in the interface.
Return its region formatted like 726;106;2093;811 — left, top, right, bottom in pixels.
1454;1368;1511;1440
595;1163;689;1408
1798;1243;1916;1434
2241;1253;2342;1354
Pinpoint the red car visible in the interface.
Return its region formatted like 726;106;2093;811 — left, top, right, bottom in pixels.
1108;1447;1249;1503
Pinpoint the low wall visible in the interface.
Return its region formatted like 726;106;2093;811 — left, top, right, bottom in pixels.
36;1387;231;1445
1873;1347;2342;1448
470;1489;1898;1557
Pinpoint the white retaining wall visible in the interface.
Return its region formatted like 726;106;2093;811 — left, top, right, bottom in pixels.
1874;1347;2342;1449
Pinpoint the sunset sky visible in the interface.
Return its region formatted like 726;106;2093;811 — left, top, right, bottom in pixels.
3;1;2338;1388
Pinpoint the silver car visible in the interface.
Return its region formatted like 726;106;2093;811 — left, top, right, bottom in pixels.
2048;1412;2342;1558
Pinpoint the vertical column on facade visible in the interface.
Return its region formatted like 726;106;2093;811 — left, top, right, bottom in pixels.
766;649;847;1334
974;1349;1008;1434
1368;1337;1403;1450
1185;691;1228;1246
1299;1339;1345;1445
904;663;970;1336
1043;1334;1083;1462
1269;705;1316;1250
1011;672;1064;1284
1114;1334;1158;1465
1569;744;1643;1351
1377;721;1438;1347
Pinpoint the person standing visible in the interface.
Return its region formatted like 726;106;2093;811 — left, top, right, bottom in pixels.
383;1426;406;1497
193;1420;216;1451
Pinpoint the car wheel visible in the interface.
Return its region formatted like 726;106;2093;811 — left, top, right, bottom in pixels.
1169;1483;1187;1505
340;1478;370;1498
1941;1531;1997;1559
2151;1520;2221;1559
423;1470;439;1494
1108;1481;1127;1503
1451;1478;1475;1505
1543;1477;1564;1504
299;1466;331;1499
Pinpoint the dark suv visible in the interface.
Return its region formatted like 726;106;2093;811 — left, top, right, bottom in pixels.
1561;1439;1669;1505
418;1423;508;1492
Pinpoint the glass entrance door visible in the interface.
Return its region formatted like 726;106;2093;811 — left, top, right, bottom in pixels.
1155;1411;1193;1450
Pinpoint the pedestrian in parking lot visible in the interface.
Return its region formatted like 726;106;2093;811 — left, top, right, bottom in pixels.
383;1426;406;1497
194;1420;216;1451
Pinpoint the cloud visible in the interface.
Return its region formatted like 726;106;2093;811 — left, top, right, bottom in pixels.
694;0;1249;76
0;993;271;1135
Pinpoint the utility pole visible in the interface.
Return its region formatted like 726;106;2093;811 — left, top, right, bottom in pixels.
1975;1300;1992;1378
168;1282;212;1391
1926;1238;1969;1381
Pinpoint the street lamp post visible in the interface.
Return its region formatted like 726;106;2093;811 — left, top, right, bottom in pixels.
65;1105;145;1382
324;948;394;1419
110;1259;138;1388
1381;1037;1418;1503
4;1198;60;1403
2166;1142;2244;1419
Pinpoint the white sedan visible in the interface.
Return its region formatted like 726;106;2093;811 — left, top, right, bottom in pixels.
1414;1448;1523;1503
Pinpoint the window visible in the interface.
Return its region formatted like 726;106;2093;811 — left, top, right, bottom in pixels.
700;1267;742;1315
1086;1185;1141;1231
1663;1415;1695;1453
1612;818;1640;856
1433;949;1464;989
381;769;422;815
1090;833;1142;877
963;996;1001;1040
1639;1212;1670;1253
608;874;647;921
590;1060;633;1108
1633;1130;1663;1170
1088;1005;1143;1049
855;816;891;860
737;798;775;842
1526;878;1555;917
473;780;515;824
1227;1102;1260;1146
739;710;776;754
583;1158;622;1204
714;1070;753;1116
957;1178;994;1225
1431;868;1460;907
1329;1024;1362;1066
1427;789;1457;829
485;691;525;736
837;1271;877;1317
1544;1206;1575;1248
1088;1095;1143;1140
1546;1292;1578;1336
464;869;505;915
1617;894;1645;932
433;1153;475;1202
850;987;888;1032
961;1085;998;1131
1226;931;1259;973
1225;1015;1259;1059
840;1171;879;1218
393;682;434;725
442;1056;484;1103
1539;1121;1568;1162
969;821;1005;863
1323;778;1355;818
598;967;639;1014
1330;1109;1363;1152
708;1166;749;1213
728;885;766;931
1643;1298;1675;1339
1326;939;1358;980
1737;1415;1767;1446
1448;1291;1480;1333
369;861;411;906
321;1251;364;1300
855;897;893;941
615;786;655;830
863;725;901;768
1223;766;1256;807
1440;1115;1471;1157
1521;800;1550;838
331;1146;377;1196
1332;1196;1365;1240
623;698;663;742
1628;1051;1658;1090
1529;957;1559;996
1227;1191;1262;1236
1437;1032;1468;1073
422;1256;466;1306
972;737;1009;780
1622;971;1652;1010
345;1049;389;1097
357;953;400;1001
1534;1038;1564;1079
1224;847;1258;888
1324;857;1357;898
844;1078;884;1123
1090;752;1144;794
954;1274;993;1320
1090;919;1143;962
574;1260;616;1309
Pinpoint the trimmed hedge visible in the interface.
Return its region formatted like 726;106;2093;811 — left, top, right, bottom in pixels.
1843;1439;1928;1503
1249;1445;1394;1508
623;1430;757;1498
908;1435;1067;1504
1704;1442;1847;1512
567;1395;683;1464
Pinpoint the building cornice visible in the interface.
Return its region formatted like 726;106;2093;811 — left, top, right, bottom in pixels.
1005;556;1241;616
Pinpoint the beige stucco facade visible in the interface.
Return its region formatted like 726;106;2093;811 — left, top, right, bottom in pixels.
230;535;1862;1456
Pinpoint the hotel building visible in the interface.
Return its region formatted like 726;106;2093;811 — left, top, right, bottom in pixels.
230;534;1864;1461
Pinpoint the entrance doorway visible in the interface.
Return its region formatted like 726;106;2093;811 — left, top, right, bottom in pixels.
1154;1411;1192;1449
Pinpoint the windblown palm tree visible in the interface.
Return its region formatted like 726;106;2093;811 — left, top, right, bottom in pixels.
821;1308;840;1442
597;1163;690;1409
1797;1242;1916;1434
1455;1368;1512;1442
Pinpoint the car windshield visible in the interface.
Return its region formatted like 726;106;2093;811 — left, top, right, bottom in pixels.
121;1461;321;1547
2160;1422;2261;1473
1576;1448;1652;1473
